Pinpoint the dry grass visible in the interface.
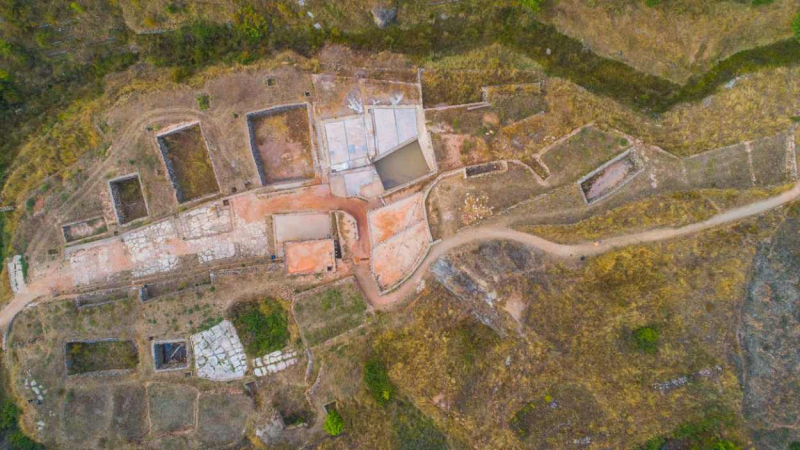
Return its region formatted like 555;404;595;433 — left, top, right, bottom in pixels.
540;0;798;84
516;185;794;245
484;65;800;163
518;191;717;244
361;214;779;448
158;125;219;202
118;0;236;33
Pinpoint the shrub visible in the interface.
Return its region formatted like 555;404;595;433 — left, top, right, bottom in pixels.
234;5;270;44
364;357;395;406
793;13;800;44
1;399;20;430
230;298;289;357
197;94;210;111
323;409;344;436
517;0;545;13
632;326;659;353
637;436;665;450
8;430;41;450
789;442;800;450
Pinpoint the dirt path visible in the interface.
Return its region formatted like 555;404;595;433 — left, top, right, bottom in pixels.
4;179;800;343
361;181;800;308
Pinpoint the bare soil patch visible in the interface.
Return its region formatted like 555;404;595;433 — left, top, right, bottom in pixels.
425;164;543;240
196;392;253;447
111;384;149;444
147;383;197;435
62;388;111;446
247;105;315;186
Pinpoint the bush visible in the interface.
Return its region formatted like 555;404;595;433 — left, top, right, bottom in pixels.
518;0;545;13
632;326;659;353
234;5;271;44
323;409;344;436
1;400;20;430
230;298;289;357
789;442;800;450
712;439;741;450
197;94;210;111
793;13;800;44
364;357;395;406
8;430;41;450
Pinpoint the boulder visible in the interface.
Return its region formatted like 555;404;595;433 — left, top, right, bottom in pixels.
371;5;397;29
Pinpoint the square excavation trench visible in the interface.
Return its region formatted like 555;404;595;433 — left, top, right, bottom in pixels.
156;123;220;203
109;174;148;225
65;339;139;376
246;104;315;186
153;340;189;372
374;139;432;190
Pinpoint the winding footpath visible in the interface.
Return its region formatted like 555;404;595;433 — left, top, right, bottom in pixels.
4;179;800;346
359;180;800;308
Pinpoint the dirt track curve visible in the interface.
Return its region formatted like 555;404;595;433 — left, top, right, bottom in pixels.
4;179;800;345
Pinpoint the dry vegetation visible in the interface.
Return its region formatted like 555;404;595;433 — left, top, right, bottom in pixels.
540;0;798;83
518;191;718;243
158;125;219;202
516;184;795;244
353;213;779;449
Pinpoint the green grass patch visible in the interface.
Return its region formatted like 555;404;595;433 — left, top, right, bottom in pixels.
631;325;660;354
294;282;367;346
230;298;289;357
393;400;448;450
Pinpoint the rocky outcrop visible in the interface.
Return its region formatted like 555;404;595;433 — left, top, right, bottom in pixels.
430;240;541;336
740;219;800;448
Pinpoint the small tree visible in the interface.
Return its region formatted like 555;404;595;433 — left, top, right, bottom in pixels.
324;409;344;436
364;357;394;406
789;442;800;450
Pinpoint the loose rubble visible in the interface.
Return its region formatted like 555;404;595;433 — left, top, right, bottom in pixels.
252;350;298;377
7;254;26;293
24;378;47;404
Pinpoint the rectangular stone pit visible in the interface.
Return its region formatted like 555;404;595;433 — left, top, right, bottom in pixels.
62;216;108;244
246;104;316;187
153;340;190;372
108;173;148;225
578;148;644;204
374;139;432;191
156;123;220;203
65;339;139;376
